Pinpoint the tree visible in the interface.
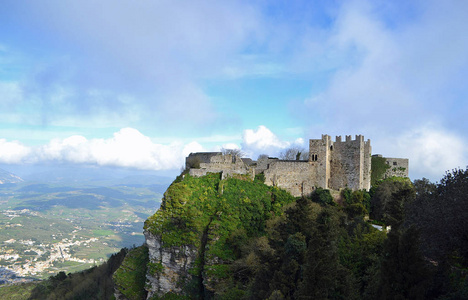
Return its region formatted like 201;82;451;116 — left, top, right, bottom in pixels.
370;179;412;222
378;225;432;300
298;209;356;299
412;178;436;198
375;184;432;300
407;168;468;264
221;148;244;157
279;147;308;160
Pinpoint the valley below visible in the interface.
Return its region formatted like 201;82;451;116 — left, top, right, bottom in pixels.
0;176;169;284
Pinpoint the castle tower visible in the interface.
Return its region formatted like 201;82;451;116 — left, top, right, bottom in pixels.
309;134;332;189
328;135;372;191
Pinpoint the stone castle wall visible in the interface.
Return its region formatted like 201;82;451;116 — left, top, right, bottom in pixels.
263;161;316;197
187;152;252;180
255;157;279;175
383;157;409;178
186;135;407;198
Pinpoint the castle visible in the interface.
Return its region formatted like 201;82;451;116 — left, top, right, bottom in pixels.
185;134;409;197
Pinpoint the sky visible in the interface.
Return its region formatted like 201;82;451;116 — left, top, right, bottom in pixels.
0;0;467;181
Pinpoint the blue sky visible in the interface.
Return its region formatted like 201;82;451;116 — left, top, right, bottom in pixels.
0;0;467;181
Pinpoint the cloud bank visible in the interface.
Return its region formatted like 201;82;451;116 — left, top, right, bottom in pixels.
0;128;204;171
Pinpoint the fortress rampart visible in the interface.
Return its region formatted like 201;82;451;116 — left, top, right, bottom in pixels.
185;135;408;197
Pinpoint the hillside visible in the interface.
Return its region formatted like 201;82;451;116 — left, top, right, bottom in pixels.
0;169;23;184
113;170;468;300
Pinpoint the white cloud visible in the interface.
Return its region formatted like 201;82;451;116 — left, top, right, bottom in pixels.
38;128;187;170
182;141;205;157
0;139;31;164
241;125;305;158
242;125;288;153
0;128;209;171
0;126;303;169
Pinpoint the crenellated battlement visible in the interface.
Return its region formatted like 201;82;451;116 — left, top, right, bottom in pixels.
334;135;367;144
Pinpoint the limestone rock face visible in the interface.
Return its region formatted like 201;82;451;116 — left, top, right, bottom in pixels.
145;230;197;299
113;287;128;300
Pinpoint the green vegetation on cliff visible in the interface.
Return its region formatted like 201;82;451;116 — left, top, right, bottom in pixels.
144;173;294;249
113;245;149;300
143;173;295;298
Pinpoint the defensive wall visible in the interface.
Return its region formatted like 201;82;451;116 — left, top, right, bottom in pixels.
263;160;316;197
185;135;408;197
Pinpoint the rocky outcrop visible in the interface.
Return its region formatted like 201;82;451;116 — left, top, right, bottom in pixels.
144;230;198;299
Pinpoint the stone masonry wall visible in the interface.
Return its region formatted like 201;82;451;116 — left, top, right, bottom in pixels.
187;153;252;180
263;161;317;197
255;158;279;175
383;158;409;178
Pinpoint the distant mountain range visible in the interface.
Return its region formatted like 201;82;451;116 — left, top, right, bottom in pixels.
0;168;23;184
